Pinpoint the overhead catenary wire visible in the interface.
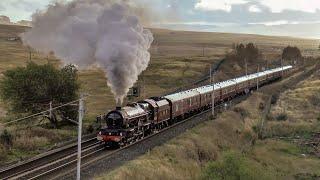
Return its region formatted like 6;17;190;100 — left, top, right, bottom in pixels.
3;95;90;126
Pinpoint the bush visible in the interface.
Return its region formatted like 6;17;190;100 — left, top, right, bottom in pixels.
0;144;8;161
309;93;320;106
201;151;269;180
0;62;80;127
264;123;314;138
0;129;13;148
271;94;279;105
233;107;249;119
259;102;265;111
276;113;288;121
282;46;302;61
86;125;94;134
14;135;49;151
294;173;320;180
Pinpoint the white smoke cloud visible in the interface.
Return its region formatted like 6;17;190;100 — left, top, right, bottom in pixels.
21;0;154;105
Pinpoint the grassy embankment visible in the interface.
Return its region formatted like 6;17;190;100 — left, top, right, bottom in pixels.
0;24;319;164
97;62;320;179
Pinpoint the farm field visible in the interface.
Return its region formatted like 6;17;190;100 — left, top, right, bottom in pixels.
0;23;319;164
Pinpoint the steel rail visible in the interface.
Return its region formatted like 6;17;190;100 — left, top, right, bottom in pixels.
0;137;97;179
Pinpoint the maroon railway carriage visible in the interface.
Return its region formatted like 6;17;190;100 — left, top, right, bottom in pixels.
164;89;201;120
143;97;171;128
97;66;293;147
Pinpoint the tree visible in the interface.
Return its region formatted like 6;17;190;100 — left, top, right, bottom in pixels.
225;43;261;69
282;46;302;61
0;62;80;128
0;129;13;149
245;43;259;62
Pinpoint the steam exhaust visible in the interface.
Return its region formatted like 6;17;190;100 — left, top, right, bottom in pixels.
21;0;154;105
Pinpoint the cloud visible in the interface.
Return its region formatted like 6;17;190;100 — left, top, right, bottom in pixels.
0;3;5;11
157;21;320;39
249;20;299;26
194;0;320;13
260;0;320;13
249;20;320;26
1;0;320;38
248;5;261;13
195;0;248;12
0;0;51;22
10;0;40;11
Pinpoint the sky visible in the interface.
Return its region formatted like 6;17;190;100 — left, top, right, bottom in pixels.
1;0;320;39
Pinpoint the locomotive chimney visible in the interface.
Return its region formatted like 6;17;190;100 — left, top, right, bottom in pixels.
116;100;122;110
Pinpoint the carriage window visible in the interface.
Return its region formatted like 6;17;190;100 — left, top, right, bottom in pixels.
176;104;179;112
190;99;192;106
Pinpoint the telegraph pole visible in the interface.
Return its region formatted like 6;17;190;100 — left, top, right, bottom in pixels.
281;58;284;77
202;45;205;57
210;66;212;84
77;95;84;180
265;55;268;70
212;70;215;117
28;47;32;61
256;65;260;90
49;101;52;120
245;58;248;76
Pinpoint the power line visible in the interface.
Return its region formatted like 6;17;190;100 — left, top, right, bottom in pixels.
3;95;89;126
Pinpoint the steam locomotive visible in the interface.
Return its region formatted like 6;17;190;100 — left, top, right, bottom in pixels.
97;66;292;147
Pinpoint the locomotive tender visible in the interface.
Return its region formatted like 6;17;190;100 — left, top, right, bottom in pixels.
97;66;292;147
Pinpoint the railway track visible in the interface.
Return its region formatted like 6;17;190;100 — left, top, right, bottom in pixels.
0;137;100;179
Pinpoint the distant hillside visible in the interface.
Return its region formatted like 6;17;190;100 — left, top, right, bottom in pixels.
0;15;11;25
16;20;32;27
0;15;31;27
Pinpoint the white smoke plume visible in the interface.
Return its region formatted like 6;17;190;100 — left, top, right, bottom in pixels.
21;0;154;105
